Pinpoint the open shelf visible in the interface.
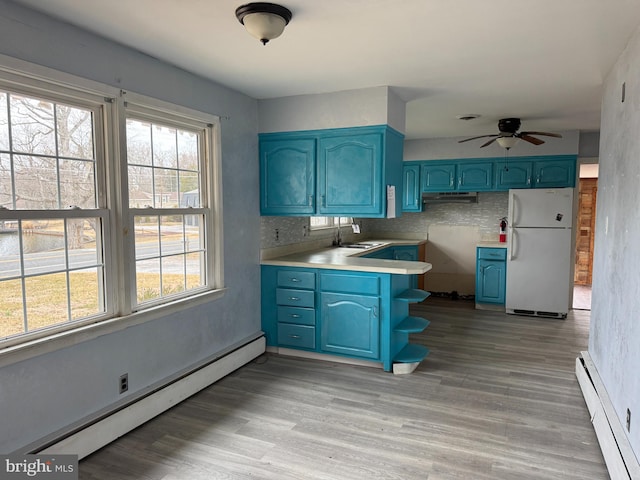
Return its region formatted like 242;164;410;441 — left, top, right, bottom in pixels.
395;289;431;303
394;316;430;333
393;343;430;364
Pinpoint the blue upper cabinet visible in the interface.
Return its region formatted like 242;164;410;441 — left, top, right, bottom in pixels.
495;161;533;189
458;162;493;191
260;137;316;215
421;162;456;191
318;132;382;216
260;126;404;217
402;164;421;212
533;159;576;188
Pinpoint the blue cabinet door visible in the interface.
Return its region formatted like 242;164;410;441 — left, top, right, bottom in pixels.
533;159;576;188
495;162;532;190
458;162;493;191
402;164;421;212
392;246;418;261
318;133;383;216
260;138;316;215
476;248;506;304
421;163;456;191
320;292;380;360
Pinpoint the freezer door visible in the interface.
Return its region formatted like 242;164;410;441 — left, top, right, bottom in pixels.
509;188;573;228
506;227;572;315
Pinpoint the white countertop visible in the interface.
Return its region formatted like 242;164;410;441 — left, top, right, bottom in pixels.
477;242;508;248
261;239;432;275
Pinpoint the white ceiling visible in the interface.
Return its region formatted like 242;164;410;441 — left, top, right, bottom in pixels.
12;0;640;140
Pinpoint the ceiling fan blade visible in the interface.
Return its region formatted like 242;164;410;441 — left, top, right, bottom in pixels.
458;134;499;143
520;131;563;138
480;137;499;148
519;134;545;146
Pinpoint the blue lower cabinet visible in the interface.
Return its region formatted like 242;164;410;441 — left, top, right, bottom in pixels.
320;292;380;360
261;265;430;372
475;247;507;305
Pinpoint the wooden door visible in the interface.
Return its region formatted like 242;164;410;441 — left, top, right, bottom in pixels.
574;178;597;285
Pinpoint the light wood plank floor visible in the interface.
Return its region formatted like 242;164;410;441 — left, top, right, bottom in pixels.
79;300;608;479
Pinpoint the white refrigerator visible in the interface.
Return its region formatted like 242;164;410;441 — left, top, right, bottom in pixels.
506;188;574;318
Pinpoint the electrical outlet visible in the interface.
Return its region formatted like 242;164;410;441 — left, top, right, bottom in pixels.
275;228;279;241
119;373;129;394
627;408;631;432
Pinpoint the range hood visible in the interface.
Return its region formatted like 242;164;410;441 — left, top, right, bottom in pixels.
422;191;478;204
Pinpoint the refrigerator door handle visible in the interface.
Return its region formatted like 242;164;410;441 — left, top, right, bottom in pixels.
509;191;519;227
510;228;517;260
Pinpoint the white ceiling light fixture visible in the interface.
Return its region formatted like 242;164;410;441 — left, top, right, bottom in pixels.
235;2;292;45
496;136;519;150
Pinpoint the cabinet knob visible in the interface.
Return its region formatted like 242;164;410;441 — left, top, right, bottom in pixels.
290;314;301;318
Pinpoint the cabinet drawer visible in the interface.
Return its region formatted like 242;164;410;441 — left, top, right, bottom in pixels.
277;306;315;326
320;273;380;295
277;270;315;289
477;248;507;261
276;288;315;307
277;323;315;349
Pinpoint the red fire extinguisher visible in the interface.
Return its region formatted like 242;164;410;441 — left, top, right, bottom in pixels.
499;217;507;243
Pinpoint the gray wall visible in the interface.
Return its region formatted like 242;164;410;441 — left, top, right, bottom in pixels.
0;1;261;453
589;24;640;458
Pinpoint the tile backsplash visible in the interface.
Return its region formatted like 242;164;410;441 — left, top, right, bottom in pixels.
260;191;508;249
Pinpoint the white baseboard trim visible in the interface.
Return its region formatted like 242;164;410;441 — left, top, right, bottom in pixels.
38;336;265;460
576;352;640;480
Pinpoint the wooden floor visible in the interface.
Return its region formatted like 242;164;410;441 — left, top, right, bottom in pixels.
79;299;608;479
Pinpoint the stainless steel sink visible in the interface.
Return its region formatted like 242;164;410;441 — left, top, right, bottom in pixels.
338;242;383;249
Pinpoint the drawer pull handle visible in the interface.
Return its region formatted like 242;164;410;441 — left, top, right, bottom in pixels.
289;335;301;339
290;314;301;318
290;278;300;282
288;297;300;301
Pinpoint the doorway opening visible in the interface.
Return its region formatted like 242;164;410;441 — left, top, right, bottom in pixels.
573;164;598;310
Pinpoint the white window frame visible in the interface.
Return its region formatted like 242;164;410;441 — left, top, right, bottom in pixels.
0;57;225;359
309;216;353;232
119;92;223;313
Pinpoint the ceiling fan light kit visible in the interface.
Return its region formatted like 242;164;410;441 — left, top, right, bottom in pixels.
458;117;562;149
235;2;292;45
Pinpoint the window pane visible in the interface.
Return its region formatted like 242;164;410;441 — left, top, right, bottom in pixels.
66;217;101;268
162;256;185;295
136;258;160;303
69;267;102;319
310;217;330;228
0;278;25;339
152;124;177;168
126;119;152;166
184;215;203;252
0;219;20;280
127;118;201;211
14;155;58;209
134;216;159;260
177;130;198;171
10;94;56;156
0;153;13;209
0;92;8;150
186;251;205;290
24;272;69;332
155;168;178;207
21;219;66;276
56;104;94;160
160;215;185;255
128;165;154;208
60;159;96;208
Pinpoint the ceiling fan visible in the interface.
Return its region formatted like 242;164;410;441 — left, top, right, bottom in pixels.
458;118;562;148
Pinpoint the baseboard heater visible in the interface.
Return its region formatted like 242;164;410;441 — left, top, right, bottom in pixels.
37;335;266;460
575;352;640;480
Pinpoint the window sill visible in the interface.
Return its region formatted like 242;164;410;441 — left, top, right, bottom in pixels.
0;288;227;368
